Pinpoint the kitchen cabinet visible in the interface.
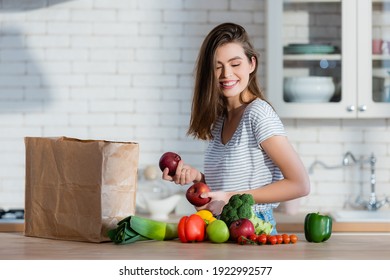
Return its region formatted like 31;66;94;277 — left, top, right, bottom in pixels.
266;0;390;118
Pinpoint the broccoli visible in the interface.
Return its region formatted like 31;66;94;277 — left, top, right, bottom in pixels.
220;194;273;235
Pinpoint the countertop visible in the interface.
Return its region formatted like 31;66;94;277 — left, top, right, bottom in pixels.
1;213;390;260
1;212;390;233
1;231;389;260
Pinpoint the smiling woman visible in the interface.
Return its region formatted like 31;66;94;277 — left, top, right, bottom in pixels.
215;45;255;102
161;22;310;234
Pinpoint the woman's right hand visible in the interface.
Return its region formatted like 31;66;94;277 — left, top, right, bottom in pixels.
195;191;231;216
162;160;200;186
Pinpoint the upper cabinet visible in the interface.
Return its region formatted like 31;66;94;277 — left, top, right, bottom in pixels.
266;0;390;118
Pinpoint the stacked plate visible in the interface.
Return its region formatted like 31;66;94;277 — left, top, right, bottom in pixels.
284;43;336;54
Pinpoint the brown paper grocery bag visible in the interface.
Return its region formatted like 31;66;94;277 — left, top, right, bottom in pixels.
24;137;139;243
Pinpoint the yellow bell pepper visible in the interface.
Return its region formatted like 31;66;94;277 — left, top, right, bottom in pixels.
195;210;216;225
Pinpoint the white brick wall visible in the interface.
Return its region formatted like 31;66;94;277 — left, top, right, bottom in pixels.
0;0;389;214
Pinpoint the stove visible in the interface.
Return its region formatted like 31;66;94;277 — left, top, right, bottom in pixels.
0;209;24;233
0;208;24;223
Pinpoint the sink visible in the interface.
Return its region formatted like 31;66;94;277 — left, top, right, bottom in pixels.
330;210;390;222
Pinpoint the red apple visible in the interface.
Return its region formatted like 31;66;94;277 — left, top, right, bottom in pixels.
159;152;181;176
229;218;255;241
186;182;211;207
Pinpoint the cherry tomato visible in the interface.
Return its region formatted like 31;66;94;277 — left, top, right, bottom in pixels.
256;234;267;245
249;234;258;243
267;235;277;245
289;234;298;244
237;236;247;245
275;234;283;244
282;234;290;244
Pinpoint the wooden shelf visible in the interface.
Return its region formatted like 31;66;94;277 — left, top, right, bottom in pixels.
284;0;341;3
372;54;390;60
284;54;341;61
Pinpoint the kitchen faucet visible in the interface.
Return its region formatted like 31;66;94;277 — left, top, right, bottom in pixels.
342;151;358;166
308;152;389;211
307;151;357;174
352;153;388;211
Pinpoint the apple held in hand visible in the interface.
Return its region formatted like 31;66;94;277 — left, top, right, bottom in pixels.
229;218;255;241
159;152;181;176
186;182;211;207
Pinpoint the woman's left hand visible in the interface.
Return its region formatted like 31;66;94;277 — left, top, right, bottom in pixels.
196;191;231;216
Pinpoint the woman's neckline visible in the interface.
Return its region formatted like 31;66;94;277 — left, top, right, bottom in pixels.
220;99;256;145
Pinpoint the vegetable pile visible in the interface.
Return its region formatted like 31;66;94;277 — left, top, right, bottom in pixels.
107;194;305;247
220;194;273;235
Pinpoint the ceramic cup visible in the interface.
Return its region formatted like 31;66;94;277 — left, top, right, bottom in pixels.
372;39;383;54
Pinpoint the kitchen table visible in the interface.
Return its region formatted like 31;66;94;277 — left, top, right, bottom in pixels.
0;231;389;260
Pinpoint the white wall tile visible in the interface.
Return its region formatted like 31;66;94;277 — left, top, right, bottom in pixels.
0;0;389;213
184;0;228;10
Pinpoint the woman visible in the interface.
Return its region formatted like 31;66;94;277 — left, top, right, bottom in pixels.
162;22;310;232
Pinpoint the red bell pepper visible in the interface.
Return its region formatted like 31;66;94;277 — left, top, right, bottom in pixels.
178;214;206;243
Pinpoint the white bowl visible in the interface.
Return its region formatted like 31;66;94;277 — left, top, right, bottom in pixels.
137;194;182;220
284;76;335;103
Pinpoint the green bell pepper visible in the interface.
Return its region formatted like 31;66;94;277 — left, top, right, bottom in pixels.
304;212;332;243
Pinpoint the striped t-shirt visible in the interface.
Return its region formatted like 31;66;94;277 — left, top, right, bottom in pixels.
204;98;286;211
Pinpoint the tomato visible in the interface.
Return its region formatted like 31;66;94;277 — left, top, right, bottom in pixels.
289;234;298;244
275;234;283;244
256;234;267;245
282;234;290;244
249;234;258;243
267;235;277;245
237;236;248;245
206;220;229;243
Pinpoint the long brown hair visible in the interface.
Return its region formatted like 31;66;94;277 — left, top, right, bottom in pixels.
187;22;267;140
